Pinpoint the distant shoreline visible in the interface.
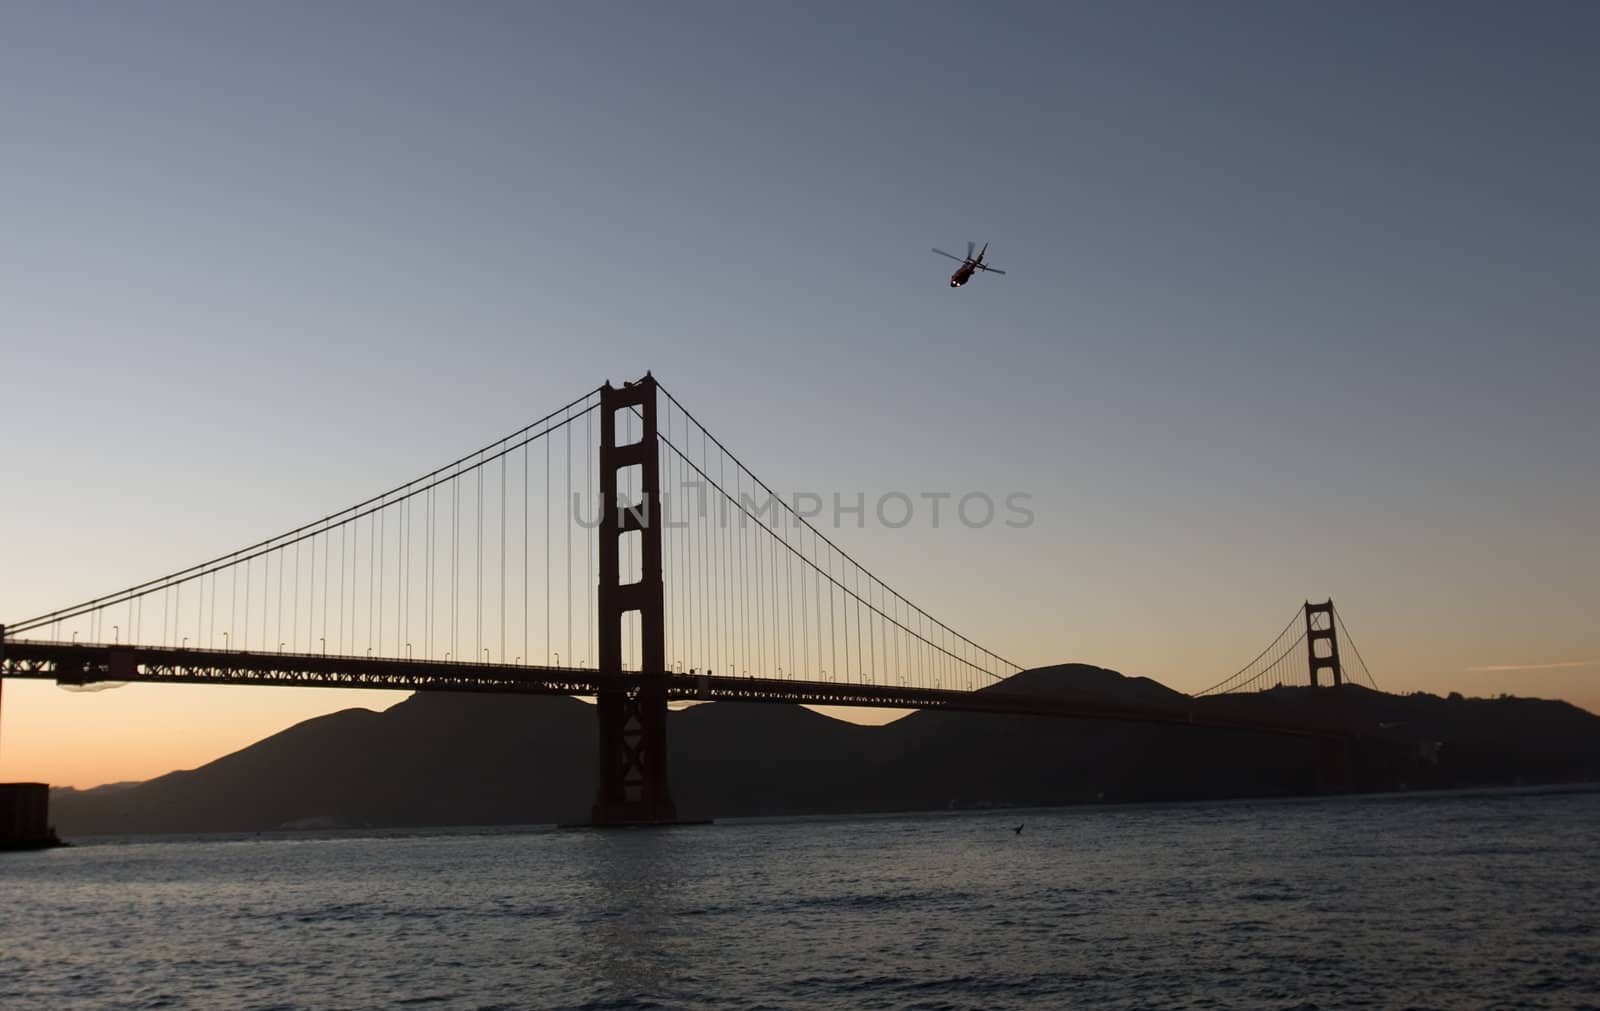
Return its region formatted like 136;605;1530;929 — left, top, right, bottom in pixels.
46;780;1600;849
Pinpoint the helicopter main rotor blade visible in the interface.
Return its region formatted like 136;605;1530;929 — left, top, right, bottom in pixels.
932;248;965;262
975;265;1006;275
967;241;975;259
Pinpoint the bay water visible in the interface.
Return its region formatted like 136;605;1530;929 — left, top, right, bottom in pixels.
3;786;1597;1008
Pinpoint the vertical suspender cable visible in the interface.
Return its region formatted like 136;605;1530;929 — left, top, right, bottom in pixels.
546;428;551;663
452;475;459;659
666;404;676;668
399;497;407;657
321;529;329;651
736;470;746;673
366;512;374;654
587;403;594;665
769;491;779;676
814;531;825;678
338;526;346;653
785;486;794;679
754;471;765;676
831;545;841;683
476;463;483;661
427;486;435;659
241;556;251;652
566;406;572;665
855;566;864;683
524;437;530;665
500;452;506;662
701;427;711;672
722;449;733;674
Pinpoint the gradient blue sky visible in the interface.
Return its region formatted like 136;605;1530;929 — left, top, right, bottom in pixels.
2;2;1596;786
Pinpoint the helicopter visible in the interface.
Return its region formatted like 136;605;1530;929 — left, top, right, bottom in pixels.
932;242;1006;287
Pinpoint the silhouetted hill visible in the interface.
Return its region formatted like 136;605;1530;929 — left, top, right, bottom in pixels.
1194;685;1600;790
980;663;1189;707
882;664;1316;809
52;694;598;834
670;702;883;817
50;667;1600;835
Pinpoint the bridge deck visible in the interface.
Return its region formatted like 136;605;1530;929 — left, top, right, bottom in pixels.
0;639;1350;739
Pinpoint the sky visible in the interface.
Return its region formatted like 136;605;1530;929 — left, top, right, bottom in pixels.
1;2;1595;789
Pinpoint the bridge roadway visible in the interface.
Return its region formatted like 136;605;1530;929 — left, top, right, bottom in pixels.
0;639;1349;740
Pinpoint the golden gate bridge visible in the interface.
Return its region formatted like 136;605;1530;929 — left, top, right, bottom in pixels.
0;373;1377;825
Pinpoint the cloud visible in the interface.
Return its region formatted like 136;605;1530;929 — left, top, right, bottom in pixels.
1465;660;1595;672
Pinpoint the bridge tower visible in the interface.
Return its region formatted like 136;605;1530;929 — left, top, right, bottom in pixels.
591;375;679;825
1304;600;1343;688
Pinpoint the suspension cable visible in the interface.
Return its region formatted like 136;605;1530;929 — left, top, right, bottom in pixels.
10;390;602;634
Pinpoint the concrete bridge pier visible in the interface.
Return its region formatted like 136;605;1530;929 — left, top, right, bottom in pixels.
0;782;63;851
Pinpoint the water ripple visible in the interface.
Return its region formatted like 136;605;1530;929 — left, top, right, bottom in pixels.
2;787;1597;1008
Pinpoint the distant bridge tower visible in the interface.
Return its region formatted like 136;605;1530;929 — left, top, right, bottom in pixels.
591;374;679;825
1304;600;1343;688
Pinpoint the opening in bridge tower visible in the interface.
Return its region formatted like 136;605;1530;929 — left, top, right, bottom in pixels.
591;374;679;825
1304;600;1343;688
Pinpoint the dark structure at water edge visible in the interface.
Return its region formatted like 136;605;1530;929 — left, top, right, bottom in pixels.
0;782;65;851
